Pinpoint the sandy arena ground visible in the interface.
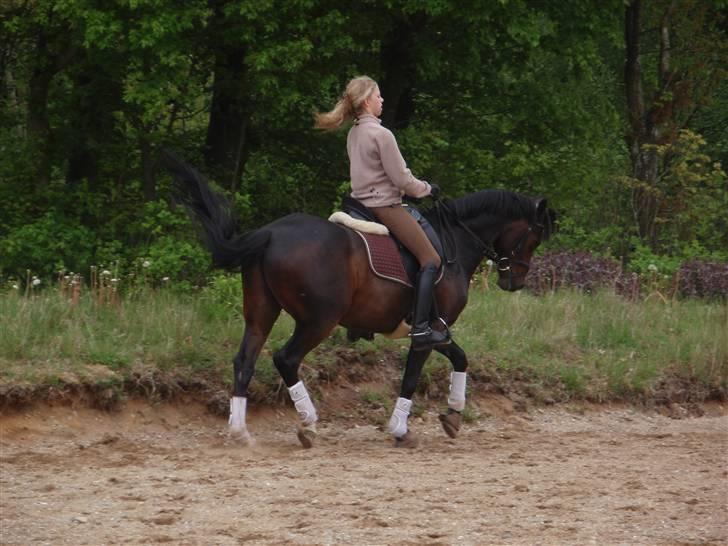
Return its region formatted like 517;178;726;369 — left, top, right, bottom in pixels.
1;398;726;545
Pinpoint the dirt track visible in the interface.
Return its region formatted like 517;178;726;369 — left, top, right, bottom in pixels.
1;398;726;546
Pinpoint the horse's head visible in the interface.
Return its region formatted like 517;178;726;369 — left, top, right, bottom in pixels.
436;190;557;291
493;198;556;291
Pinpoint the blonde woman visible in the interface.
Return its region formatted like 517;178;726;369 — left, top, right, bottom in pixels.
315;76;449;351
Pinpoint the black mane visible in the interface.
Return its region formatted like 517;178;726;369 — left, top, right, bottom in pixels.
448;189;535;221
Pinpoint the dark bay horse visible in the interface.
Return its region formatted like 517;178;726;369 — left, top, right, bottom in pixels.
165;152;555;447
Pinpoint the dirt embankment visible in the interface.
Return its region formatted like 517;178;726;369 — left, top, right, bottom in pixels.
1;345;722;419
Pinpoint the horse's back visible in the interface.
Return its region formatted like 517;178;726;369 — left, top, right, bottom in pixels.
263;213;353;255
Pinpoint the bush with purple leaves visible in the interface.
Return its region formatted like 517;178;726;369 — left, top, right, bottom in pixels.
525;251;727;300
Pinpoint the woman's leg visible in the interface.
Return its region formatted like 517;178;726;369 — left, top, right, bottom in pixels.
370;205;441;269
370;205;449;350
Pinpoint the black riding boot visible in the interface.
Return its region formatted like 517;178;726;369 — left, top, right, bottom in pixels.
410;264;451;351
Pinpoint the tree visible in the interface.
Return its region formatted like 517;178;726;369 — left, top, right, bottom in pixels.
623;0;727;250
2;0;726;281
1;1;78;187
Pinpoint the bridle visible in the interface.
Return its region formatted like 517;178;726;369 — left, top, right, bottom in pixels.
434;198;544;281
497;221;544;277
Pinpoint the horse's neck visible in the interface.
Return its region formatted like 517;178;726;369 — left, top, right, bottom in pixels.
441;215;500;281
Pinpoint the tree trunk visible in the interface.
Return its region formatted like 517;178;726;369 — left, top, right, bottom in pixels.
623;0;687;250
26;26;75;188
624;0;659;248
65;59;121;188
27;34;54;188
204;44;250;192
379;18;422;130
140;136;156;202
139;53;156;202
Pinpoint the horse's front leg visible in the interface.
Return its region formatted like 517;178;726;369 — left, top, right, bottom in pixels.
389;347;432;448
434;341;468;439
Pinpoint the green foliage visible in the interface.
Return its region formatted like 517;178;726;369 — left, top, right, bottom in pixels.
627;241;684;277
551;217;625;256
0;0;725;278
125;199;213;286
199;273;244;322
138;200;191;237
652;131;727;257
143;237;210;286
0;210;95;280
243;150;338;224
621;130;728;258
203;273;243;307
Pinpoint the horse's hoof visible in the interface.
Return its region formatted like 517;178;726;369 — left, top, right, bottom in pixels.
439;410;461;439
229;427;255;446
297;424;317;449
394;431;420;448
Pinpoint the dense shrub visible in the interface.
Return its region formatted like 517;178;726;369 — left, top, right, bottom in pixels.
0;211;96;280
677;260;728;300
143;237;210;287
527;251;727;300
526;250;638;296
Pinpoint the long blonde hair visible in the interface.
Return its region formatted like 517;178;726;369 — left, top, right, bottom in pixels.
314;76;378;130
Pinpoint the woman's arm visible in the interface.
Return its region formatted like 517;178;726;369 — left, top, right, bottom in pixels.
378;130;431;198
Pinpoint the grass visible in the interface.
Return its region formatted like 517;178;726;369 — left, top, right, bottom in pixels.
451;287;727;401
360;389;389;409
1;281;726;406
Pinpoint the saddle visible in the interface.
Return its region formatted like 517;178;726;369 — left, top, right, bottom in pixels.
330;197;444;288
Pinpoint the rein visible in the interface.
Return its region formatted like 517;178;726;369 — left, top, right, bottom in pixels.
435;199;501;264
434;199;499;265
433;197;544;278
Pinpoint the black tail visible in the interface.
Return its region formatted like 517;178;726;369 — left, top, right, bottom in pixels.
162;150;270;270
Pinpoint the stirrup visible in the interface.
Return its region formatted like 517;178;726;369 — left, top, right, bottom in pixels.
410;326;451;350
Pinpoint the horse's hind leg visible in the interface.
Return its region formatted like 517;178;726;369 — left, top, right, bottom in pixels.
229;266;281;443
435;341;469;439
273;318;339;448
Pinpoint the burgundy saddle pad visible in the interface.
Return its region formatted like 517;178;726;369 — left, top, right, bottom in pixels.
355;231;413;287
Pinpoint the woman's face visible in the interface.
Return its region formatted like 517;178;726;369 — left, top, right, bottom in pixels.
363;86;383;117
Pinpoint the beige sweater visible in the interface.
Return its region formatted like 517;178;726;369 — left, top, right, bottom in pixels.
346;114;431;208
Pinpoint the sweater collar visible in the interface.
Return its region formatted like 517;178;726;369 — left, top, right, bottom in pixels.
354;114;381;125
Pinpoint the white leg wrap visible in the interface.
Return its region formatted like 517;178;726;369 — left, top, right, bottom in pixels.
229;397;251;440
388;397;413;437
447;372;467;412
288;381;318;425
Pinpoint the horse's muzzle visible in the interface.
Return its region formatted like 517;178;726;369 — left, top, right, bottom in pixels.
497;275;526;291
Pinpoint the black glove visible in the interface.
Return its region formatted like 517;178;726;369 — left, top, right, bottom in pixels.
429;183;441;199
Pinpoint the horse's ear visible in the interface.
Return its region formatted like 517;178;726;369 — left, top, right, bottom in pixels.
534;198;556;240
544;208;557;240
